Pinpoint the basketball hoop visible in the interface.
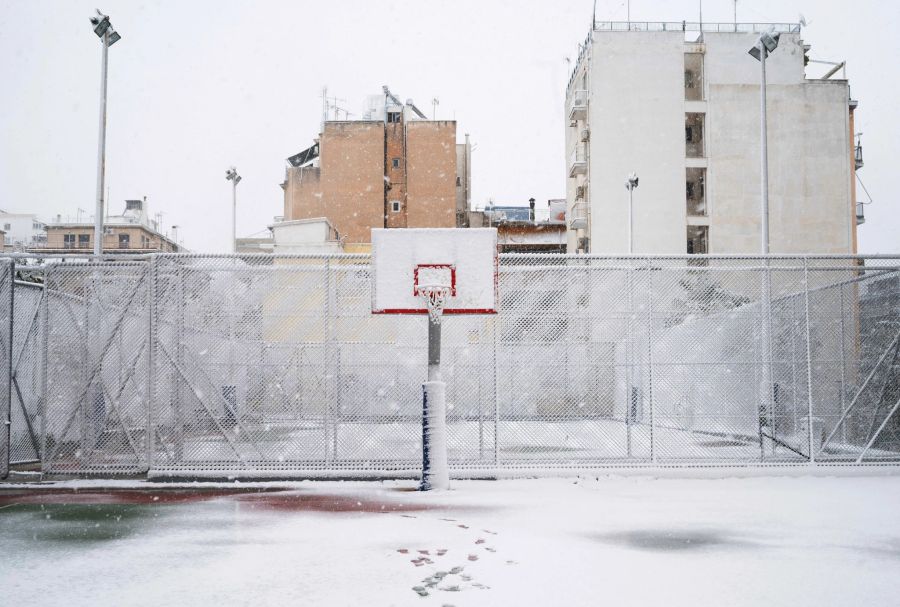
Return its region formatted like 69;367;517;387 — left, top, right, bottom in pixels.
418;284;452;322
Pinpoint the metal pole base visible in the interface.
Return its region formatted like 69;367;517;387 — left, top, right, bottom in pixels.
420;380;449;491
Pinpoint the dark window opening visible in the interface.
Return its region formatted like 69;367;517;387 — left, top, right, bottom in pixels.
392;157;401;169
118;233;130;249
685;113;705;157
78;234;90;249
686;167;706;216
687;225;708;254
64;234;75;249
387;112;401;123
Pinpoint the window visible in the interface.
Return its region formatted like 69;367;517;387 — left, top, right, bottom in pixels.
390;200;401;213
687;226;708;254
118;233;130;249
392;157;401;169
684;53;704;101
63;234;75;249
686;168;706;216
685;113;705;157
78;234;90;248
3;223;10;231
387;111;401;123
456;176;461;186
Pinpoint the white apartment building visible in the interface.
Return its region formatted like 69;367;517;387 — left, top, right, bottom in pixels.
565;21;862;255
0;210;47;251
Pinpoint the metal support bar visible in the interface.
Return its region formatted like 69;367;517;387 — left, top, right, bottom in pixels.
803;259;816;463
856;394;900;462
820;327;900;451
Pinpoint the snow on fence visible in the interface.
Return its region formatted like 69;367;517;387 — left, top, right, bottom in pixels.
1;254;898;478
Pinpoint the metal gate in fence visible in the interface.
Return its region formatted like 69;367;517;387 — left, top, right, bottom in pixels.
3;253;899;478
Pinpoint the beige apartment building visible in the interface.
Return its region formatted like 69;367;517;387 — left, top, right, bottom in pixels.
31;199;181;254
565;21;862;255
281;87;471;252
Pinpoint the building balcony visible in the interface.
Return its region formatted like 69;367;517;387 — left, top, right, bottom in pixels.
855;144;864;170
568;89;588;122
569;148;587;177
570;202;589;230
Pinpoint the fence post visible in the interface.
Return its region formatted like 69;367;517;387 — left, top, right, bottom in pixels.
838;285;848;444
1;260;13;479
647;265;656;464
492;310;500;468
803;258;816;464
146;256;156;473
40;265;50;473
324;258;334;466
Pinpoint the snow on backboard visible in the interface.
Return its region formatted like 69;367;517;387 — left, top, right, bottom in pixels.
371;228;498;314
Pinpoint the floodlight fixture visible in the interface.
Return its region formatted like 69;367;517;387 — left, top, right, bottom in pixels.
749;29;781;61
625;172;639;191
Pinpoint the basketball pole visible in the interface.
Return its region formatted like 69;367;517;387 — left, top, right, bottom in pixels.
421;312;449;491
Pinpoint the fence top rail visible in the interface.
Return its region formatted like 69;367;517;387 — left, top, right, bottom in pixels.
3;252;900;264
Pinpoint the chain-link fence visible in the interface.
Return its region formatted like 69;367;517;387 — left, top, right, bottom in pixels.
2;254;898;477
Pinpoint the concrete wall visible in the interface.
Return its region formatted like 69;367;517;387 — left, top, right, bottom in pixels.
704;33;852;254
587;31;687;254
406;121;457;228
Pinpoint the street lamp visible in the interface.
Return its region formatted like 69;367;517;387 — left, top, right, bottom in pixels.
225;167;242;254
749;29;781;254
88;9;121;256
625;172;639;254
749;29;781;456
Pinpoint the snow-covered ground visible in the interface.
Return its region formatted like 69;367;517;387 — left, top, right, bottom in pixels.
2;475;899;606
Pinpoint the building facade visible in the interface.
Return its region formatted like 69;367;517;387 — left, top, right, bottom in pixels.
31;199;181;254
565;22;861;255
0;211;47;251
282;87;471;252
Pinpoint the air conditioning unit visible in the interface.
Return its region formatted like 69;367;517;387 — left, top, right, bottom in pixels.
575;185;586;200
580;128;590;142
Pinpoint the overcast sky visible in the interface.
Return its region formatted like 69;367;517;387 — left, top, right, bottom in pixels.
1;0;897;253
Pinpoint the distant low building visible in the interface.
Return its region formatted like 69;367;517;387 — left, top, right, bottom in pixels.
469;199;566;253
29;199;181;254
0;210;47;251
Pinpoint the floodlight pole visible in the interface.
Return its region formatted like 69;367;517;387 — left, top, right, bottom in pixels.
226;167;241;253
93;29;110;256
759;47;770;256
752;32;777;455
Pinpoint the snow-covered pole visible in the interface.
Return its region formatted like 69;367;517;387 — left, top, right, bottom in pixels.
421;309;449;491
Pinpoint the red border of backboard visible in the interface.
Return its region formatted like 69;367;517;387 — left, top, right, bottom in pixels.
413;264;457;297
372;244;499;315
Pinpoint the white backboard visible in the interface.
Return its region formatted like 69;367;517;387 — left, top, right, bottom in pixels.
371;228;498;314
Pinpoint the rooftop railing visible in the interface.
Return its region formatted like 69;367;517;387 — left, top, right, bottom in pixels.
593;21;801;34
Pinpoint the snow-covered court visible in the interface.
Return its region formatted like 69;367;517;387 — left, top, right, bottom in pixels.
2;474;900;606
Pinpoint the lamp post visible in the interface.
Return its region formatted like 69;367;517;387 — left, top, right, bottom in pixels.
88;10;122;256
225;167;242;253
749;29;780;255
625;172;639;254
749;30;781;456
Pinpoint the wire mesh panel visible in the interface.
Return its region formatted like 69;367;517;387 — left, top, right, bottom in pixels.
0;260;13;478
43;261;151;474
2;253;898;476
9;280;44;465
810;262;900;462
